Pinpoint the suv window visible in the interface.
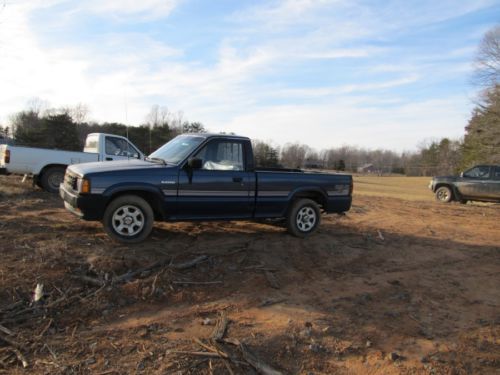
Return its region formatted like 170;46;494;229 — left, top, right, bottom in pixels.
463;166;490;179
494;167;500;181
105;137;139;158
195;140;244;171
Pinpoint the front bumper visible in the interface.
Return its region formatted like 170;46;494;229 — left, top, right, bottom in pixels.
59;184;107;220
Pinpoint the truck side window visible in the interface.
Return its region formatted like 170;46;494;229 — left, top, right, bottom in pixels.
105;137;139;158
463;166;490;179
195;140;244;171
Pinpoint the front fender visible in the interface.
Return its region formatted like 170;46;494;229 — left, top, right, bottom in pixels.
102;182;163;198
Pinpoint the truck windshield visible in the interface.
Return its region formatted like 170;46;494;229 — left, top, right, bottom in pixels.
149;135;206;164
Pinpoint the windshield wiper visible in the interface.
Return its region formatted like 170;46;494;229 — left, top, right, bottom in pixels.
146;157;167;165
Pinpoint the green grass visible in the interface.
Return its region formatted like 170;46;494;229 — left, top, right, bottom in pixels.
353;175;433;201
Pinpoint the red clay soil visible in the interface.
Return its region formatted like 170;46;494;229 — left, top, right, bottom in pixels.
0;174;499;374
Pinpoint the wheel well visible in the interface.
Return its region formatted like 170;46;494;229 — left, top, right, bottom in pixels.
37;164;67;183
435;184;456;199
291;191;326;211
108;190;165;220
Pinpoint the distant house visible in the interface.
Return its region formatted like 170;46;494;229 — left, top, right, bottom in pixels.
357;163;376;173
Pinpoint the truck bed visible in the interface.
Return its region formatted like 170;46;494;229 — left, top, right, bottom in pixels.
0;145;99;175
254;169;352;218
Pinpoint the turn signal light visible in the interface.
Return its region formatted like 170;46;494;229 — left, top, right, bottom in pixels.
3;150;10;163
80;179;91;194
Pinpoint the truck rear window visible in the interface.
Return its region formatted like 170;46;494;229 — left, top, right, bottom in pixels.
84;135;99;153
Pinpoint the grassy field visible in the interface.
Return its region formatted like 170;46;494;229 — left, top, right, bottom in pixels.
353;175;432;201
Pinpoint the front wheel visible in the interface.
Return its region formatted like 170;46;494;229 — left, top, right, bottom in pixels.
286;198;321;238
435;186;453;203
103;195;154;243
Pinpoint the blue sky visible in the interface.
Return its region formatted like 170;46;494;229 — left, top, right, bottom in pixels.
0;0;498;151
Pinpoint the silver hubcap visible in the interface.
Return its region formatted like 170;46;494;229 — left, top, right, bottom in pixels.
437;189;449;201
112;205;145;237
296;206;317;232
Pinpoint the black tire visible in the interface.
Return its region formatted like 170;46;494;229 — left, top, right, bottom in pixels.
40;166;66;193
435;186;453;203
286;198;321;238
102;195;154;243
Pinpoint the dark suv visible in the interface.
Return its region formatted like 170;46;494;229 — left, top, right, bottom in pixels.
429;165;500;203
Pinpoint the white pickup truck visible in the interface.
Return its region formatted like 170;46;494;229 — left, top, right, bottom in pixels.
0;133;144;193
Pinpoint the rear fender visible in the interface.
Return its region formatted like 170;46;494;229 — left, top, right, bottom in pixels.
286;186;328;214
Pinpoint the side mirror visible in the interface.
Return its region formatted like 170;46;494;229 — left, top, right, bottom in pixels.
188;157;202;169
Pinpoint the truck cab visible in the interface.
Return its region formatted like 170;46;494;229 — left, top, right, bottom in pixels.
83;133;143;161
0;133;143;193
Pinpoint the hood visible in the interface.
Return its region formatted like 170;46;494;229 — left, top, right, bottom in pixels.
68;159;169;176
432;175;458;181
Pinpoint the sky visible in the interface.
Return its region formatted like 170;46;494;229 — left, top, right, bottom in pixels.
0;0;498;151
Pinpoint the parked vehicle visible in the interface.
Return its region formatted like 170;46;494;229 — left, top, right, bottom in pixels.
0;133;144;193
60;133;353;243
429;165;500;203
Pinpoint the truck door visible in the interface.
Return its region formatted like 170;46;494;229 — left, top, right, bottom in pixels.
456;166;492;198
485;166;500;199
104;136;141;161
176;139;255;219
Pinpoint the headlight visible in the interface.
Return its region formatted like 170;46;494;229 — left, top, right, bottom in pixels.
78;178;91;194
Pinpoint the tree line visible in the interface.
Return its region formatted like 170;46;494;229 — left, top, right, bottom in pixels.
6;104;206;154
1;26;498;176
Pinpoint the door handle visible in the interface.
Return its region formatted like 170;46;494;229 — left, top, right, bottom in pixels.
233;177;243;183
106;157;113;161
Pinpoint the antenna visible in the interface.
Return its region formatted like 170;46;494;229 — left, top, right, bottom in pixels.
124;90;130;160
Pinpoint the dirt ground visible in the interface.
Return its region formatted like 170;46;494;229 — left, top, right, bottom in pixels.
0;174;499;374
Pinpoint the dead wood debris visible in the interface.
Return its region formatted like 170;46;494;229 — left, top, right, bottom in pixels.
264;271;280;289
211;311;229;341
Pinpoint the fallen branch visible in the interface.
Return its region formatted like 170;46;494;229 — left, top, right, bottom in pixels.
70;275;104;287
169;350;225;358
0;332;22;349
259;298;286;307
173;280;223;285
212;311;228;341
113;257;172;284
171;255;209;270
0;324;14;336
113;255;208;284
37;318;53;338
11;348;28;368
264;271;280;289
240;343;282;375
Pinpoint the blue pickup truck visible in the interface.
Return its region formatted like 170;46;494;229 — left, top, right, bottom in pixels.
60;134;353;243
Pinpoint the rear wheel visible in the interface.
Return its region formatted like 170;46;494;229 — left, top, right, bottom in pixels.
435;186;453;203
286;198;321;237
103;195;154;243
40;166;66;193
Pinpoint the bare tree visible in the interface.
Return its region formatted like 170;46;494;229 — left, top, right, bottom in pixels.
474;25;500;87
71;103;90;124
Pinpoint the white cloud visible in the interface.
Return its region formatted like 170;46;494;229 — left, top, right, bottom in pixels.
214;96;470;151
0;0;492;152
85;0;181;20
